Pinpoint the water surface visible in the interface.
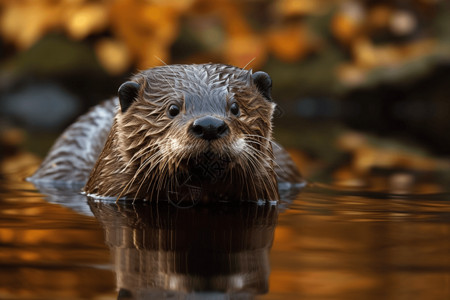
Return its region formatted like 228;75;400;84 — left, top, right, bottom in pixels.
1;164;450;299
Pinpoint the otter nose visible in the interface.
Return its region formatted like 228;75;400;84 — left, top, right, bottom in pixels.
191;116;229;140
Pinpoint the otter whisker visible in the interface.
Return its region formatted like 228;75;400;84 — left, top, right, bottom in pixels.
241;146;278;200
154;56;177;79
242;57;256;70
156;158;170;192
147;155;167;195
244;141;282;171
120;144;160;172
238;57;256;79
154;55;168;66
141;153;171;201
244;134;282;149
245;146;277;188
118;151;164;200
134;159;159;202
238;152;260;199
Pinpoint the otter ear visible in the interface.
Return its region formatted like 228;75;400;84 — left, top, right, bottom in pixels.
252;71;273;102
118;81;140;113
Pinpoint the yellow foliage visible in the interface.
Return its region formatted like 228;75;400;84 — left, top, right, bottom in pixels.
337;132;443;174
109;0;188;69
266;24;312;62
352;38;378;68
277;0;330;16
0;0;109;48
332;132;450;193
0;1;63;48
95;38;131;75
331;8;364;45
65;3;108;40
350;38;436;71
224;34;266;69
0;0;442;75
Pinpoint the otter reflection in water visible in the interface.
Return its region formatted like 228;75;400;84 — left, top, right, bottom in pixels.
89;200;278;299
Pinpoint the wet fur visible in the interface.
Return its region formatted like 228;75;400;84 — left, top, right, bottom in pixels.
31;64;302;202
85;64;280;202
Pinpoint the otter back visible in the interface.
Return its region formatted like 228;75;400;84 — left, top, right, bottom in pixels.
28;99;117;187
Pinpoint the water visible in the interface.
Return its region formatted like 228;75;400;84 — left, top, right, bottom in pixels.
1;162;450;299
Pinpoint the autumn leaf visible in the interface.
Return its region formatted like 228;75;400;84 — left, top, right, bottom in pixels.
95;38;131;75
331;2;365;45
266;23;313;62
0;2;63;49
65;3;108;40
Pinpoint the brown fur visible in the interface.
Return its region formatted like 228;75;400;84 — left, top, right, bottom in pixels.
84;64;285;202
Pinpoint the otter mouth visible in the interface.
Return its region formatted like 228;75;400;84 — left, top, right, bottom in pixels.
188;149;232;183
165;149;235;206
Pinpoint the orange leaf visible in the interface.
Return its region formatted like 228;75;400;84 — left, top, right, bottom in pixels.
95;38;131;75
65;3;109;40
266;24;311;62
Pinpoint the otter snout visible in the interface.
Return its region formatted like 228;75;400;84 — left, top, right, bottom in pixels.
190;116;229;140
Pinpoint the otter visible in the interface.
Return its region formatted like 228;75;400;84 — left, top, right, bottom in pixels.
29;64;302;203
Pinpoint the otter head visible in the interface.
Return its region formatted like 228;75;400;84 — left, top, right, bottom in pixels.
88;64;279;203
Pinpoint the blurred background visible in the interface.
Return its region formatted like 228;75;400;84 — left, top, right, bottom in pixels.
1;0;450;191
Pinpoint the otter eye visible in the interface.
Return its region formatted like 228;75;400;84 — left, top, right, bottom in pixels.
230;102;240;116
168;104;180;117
